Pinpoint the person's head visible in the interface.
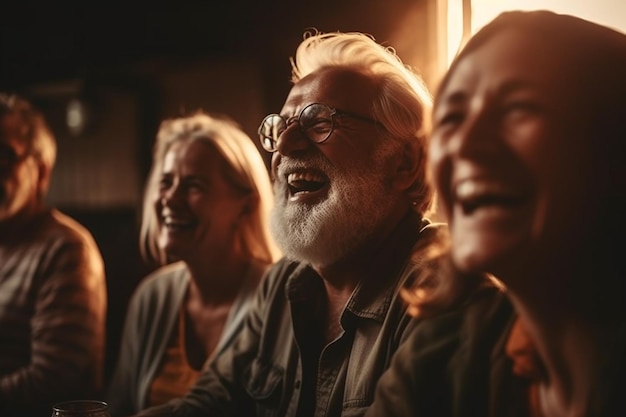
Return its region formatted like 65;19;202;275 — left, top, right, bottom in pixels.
0;93;56;225
429;11;626;282
259;31;433;267
140;112;280;267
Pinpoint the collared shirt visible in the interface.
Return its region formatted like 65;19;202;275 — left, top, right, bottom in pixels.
134;212;448;417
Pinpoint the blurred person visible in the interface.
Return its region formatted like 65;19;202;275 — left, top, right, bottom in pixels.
107;112;281;416
0;93;107;417
367;10;626;417
128;29;472;417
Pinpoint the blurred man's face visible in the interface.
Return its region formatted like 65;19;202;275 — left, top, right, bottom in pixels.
0;114;40;224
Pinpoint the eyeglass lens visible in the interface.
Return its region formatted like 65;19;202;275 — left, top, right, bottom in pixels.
258;103;335;152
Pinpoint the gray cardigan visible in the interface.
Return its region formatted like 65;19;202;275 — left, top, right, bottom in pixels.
106;259;268;417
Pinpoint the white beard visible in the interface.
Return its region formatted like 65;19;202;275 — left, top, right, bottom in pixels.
270;147;397;267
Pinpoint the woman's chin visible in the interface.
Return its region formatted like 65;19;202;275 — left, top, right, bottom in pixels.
451;236;505;276
159;241;187;262
451;249;488;275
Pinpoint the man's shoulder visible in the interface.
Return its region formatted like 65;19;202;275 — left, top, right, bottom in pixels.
43;209;99;247
8;209;100;257
259;257;313;299
265;257;304;280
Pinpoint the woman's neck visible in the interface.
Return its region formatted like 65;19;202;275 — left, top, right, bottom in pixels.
185;254;251;306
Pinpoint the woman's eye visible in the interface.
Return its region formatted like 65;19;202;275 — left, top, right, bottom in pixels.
185;180;207;193
436;111;465;128
158;177;172;191
501;101;540;124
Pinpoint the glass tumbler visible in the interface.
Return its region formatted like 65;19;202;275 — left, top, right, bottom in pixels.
51;400;111;417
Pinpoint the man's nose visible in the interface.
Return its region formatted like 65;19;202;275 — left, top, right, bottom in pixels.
274;122;312;156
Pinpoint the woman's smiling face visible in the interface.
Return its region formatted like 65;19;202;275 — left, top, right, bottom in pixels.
154;138;249;263
429;27;596;281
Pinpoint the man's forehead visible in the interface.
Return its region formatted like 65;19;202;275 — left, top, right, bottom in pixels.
283;67;377;114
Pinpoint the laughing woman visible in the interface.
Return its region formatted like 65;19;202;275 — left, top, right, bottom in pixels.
367;10;626;417
107;113;280;416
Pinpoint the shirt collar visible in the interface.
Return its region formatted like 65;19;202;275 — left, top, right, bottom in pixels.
346;211;426;322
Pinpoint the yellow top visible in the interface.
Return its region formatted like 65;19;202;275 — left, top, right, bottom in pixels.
148;308;201;407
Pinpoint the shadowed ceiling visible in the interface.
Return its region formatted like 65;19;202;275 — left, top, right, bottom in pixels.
2;0;427;91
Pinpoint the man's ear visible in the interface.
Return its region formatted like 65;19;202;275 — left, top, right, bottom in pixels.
36;161;51;199
391;140;422;191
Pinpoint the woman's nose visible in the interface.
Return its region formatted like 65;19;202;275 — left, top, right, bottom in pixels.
160;183;183;206
451;109;500;161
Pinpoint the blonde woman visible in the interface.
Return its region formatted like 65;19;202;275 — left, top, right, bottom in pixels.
107;112;279;416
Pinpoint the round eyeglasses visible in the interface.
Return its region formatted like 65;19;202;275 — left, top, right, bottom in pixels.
257;102;381;152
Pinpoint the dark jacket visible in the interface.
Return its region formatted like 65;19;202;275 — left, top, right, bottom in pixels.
365;286;525;417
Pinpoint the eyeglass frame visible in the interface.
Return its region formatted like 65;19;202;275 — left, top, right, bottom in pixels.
257;102;382;153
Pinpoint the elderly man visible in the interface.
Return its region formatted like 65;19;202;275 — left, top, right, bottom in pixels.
133;30;442;417
0;93;107;417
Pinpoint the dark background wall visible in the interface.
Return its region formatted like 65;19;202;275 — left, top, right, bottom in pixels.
1;0;441;383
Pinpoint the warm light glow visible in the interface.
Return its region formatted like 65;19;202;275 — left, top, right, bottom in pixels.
66;98;87;136
447;0;464;67
470;0;626;34
445;0;626;72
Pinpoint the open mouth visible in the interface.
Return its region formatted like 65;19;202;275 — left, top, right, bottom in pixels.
162;217;196;231
455;179;527;215
287;170;328;197
460;194;526;214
